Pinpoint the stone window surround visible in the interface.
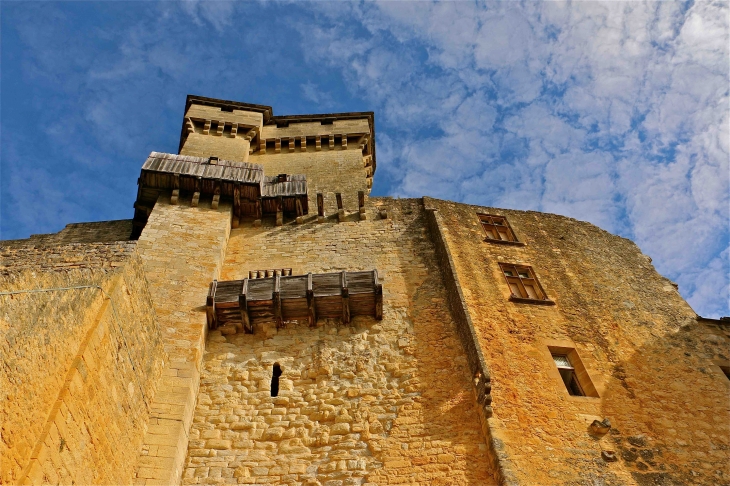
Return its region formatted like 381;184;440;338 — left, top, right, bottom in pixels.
542;339;602;401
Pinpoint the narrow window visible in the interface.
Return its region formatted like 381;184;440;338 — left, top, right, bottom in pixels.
270;363;282;397
553;354;585;396
478;214;518;243
547;346;599;398
499;263;552;303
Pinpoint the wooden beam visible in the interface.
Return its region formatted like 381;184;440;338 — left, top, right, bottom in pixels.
374;270;383;320
233;183;241;218
274;274;283;329
341;270;350;325
317;193;325;223
211;181;221;209
275;197;283;226
307;273;316;327
206;280;218;330
240;279;252;334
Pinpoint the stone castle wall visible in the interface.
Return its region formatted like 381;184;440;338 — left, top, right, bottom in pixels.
133;195;234;485
181;198;498;485
0;242;165;485
424;197;730;485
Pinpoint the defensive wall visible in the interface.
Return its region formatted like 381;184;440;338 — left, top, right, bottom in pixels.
0;242;165;485
2;95;729;486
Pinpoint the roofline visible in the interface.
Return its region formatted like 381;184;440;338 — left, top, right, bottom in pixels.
178;95;376;173
697;315;730;326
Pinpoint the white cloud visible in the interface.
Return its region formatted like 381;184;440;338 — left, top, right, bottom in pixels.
296;0;729;317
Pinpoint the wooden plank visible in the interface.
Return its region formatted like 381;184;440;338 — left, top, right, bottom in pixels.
240;279;251;334
307;273;316;327
233;183;241;218
206;280;218;330
273;274;283;328
374;269;383;320
317;193;324;218
341;270;350;325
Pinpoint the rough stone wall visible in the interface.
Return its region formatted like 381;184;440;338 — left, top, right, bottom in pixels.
0;243;164;485
133;195;233;485
183;198;498;486
180;133;252;164
424;197;730;485
249;150;370;216
1;219;133;249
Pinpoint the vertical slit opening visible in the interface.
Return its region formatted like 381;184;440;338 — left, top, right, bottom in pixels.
271;363;282;397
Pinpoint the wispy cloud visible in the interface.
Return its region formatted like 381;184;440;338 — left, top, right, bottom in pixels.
1;1;727;317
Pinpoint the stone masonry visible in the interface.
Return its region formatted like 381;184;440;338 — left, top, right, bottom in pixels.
2;95;728;486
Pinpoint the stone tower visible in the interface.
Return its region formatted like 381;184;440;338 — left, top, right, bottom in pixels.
2;95;729;486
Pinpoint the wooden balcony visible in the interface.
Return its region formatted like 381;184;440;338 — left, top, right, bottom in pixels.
206;270;383;333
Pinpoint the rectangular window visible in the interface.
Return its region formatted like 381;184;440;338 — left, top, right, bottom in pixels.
547;346;599;398
478;214;519;243
552;354;585;396
499;263;552;303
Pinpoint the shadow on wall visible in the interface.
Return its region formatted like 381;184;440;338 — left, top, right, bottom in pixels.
597;318;730;485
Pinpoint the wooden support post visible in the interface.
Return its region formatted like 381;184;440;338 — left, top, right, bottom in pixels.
191;177;201;207
295;197;304;224
315;136;322;151
254;199;262;227
300;136;307;152
336;193;345;222
374;270;383;320
317;193;325;223
273;274;283;329
358;190;366;220
275;197;283;226
341;271;350;325
232;183;241;228
240;279;252;334
206;280;218;330
211;181;221;210
307;273;316;327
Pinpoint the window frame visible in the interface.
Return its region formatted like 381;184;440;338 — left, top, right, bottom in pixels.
498;263;554;305
546;343;600;400
477;213;524;246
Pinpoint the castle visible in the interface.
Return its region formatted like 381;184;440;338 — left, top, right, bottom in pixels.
2;95;729;486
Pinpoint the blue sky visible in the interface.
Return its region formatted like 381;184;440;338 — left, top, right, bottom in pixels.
1;1;728;318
